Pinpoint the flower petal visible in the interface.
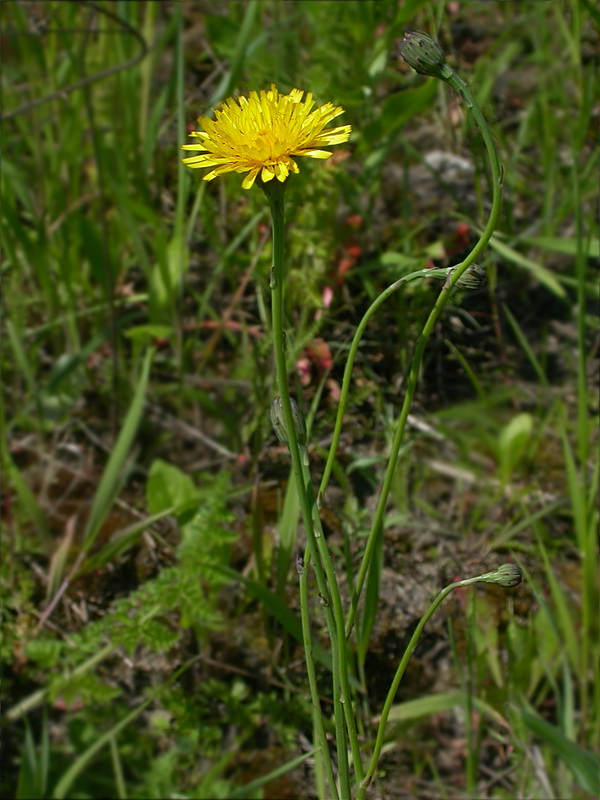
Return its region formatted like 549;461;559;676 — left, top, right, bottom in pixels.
181;85;351;188
242;167;260;189
292;149;333;159
261;165;276;182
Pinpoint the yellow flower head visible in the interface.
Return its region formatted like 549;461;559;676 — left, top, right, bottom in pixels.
182;84;351;190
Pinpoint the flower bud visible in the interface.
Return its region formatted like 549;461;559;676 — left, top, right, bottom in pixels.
270;396;307;448
484;563;522;588
454;264;487;290
399;31;451;81
436;264;487;290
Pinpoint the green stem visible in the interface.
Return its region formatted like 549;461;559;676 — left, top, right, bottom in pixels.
465;588;477;797
299;563;339;800
301;494;350;798
263;179;354;798
345;67;503;638
361;573;496;788
300;459;366;795
318;267;453;503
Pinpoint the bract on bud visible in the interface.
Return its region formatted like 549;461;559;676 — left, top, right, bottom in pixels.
485;563;523;588
399;31;451;81
454;264;487;290
270;396;307;448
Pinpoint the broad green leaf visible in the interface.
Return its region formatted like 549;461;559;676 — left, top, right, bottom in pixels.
146;458;199;514
498;412;533;482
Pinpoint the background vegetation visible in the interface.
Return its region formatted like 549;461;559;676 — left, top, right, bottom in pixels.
2;1;598;798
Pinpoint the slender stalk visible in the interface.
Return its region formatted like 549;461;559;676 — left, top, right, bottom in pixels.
318;267;452;503
263;179;353;798
299;564;339;800
361;572;502;788
465;588;477;797
301;495;350;797
300;458;366;795
345;64;503;638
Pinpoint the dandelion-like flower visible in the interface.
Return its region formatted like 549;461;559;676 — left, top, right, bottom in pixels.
182;84;351;190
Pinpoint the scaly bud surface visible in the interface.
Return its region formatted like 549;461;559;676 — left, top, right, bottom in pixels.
270;396;307;448
399;31;452;81
484;563;523;588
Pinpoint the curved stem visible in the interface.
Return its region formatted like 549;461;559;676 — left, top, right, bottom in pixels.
318;267;452;503
345;68;503;637
361;573;493;788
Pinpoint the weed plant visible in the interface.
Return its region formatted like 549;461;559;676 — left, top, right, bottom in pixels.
1;2;598;799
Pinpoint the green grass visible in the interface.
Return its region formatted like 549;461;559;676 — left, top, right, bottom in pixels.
2;1;598;798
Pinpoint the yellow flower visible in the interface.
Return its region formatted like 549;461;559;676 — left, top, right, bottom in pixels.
182;84;351;190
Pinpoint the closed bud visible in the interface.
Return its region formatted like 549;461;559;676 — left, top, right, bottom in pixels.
399;31;451;81
485;563;522;588
436;264;487;290
454;264;487;290
270;396;307;448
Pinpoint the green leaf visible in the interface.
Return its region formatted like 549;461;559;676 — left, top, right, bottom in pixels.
124;325;174;343
207;1;264;108
203;561;333;674
275;466;301;596
386;691;464;725
228;750;316;799
52;699;152;799
520;235;599;259
489;235;566;298
386;691;509;729
146;458;200;514
149;234;190;321
358;531;383;665
16;717;48;800
515;704;600;796
362;79;437;146
498;412;533;483
82;349;154;548
75;509;175;577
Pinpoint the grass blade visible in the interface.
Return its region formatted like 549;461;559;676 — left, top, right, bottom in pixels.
228;749;316;799
203;561;333;674
51;699;152;800
515;703;600;796
82;349;153;549
490;235;567;299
